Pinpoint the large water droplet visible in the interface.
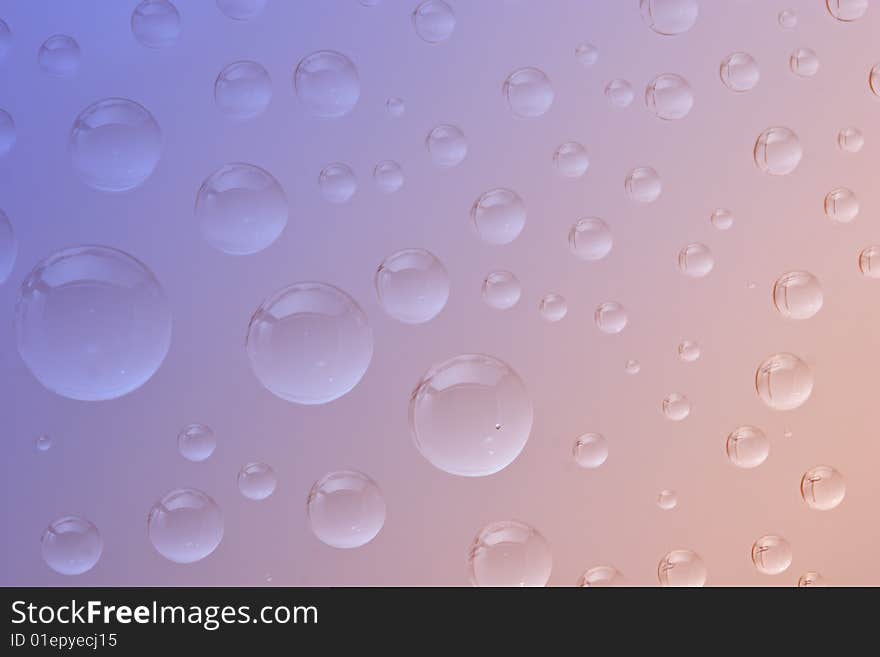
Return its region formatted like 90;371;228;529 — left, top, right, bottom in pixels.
755;353;813;410
319;162;357;203
412;0;455;43
482;271;521;310
640;0;699;36
538;293;567;322
778;9;798;29
800;465;845;510
375;248;449;324
214;61;272;119
790;48;819;78
677;340;700;362
572;433;608;468
595;301;627;334
605;79;634;108
503;67;554;118
658;549;706;586
826;0;868;22
41;516;103;575
859;246;880;277
645;73;693;120
678;243;714;277
662;393;691;421
468;520;552;587
307;470;385;548
373;160;404;193
719;52;759;92
569;217;612;261
710;208;734;230
838;127;864;153
575;43;599;67
294;50;359;118
38;35;80;77
754;127;802;176
131;0;181;49
577;565;623;587
425;124;467;167
177;424;216;462
798;572;825;587
657;489;678;510
148;488;224;564
471;188;526;245
824;187;859;223
216;0;266;21
553;141;589;178
625;166;662;202
725;425;769;468
773;271;823;319
751;535;791;575
238;462;277;500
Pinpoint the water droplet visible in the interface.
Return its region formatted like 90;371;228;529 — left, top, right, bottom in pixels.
0;109;15;157
69;98;161;192
658;549;706;586
148;488;224;564
553;141;590;178
678;243;714;277
710;208;734;230
859;246;880;277
307;470;385;548
725;425;769;468
246;282;373;405
754;127;802;176
177;424;216;462
657;489;678;510
595;301;627;334
625;359;641;374
575;43;599;67
214;61;272;119
425;124;467;167
238;462;277;500
196;163;288;255
569;217;612;261
375;248;449;324
755;353;813;410
0;19;10;61
373;160;404;193
790;48;819;78
751;535;792;575
16;246;171;401
35;433;53;452
412;0;455;43
482;271;521;310
640;0;699;36
468;520;552;587
662;393;691;421
385;96;405;117
572;433;608;468
778;9;798;29
677;340;700;362
826;0;868;21
800;465;845;510
131;0;181;49
502;67;554;120
838;127;864;153
645;73;694;120
216;0;266;21
294;50;359;118
577;565;623;587
538;293;567;322
410;354;532;477
0;209;17;284
38;35;80;77
773;271;823;319
319;162;357;203
824;187;859;223
625;166;662;203
41;516;102;575
871;63;880;96
605;79;634;108
719;52;759;92
471;188;526;245
798;571;825;587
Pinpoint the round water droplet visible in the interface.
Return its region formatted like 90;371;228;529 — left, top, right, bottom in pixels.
824;187;859;223
0;109;13;157
539;293;567;322
410;354;532;477
468;520;552;587
553;141;589;178
41;516;102;575
412;0;455;43
755;353;813;410
246;282;372;405
503;67;554;118
36;433;53;452
595;301;627;334
294;50;359;118
318;162;357;203
871;63;880;96
838;127;864;153
710;208;734;230
0;19;10;61
214;61;272;119
131;0;181;49
754;127;802;176
307;470;385;548
625;166;662;203
790;48;819;78
677;340;700;362
373;160;404;193
385;96;405;117
575;43;599;67
69;98;161;192
798;572;825;587
148;488;224;564
859;246;880;277
605;79;634;108
375;248;449;324
425;124;467;167
569;217;612;261
216;0;266;21
196;163;287;255
0;209;17;284
725;425;769;468
719;52;759;92
800;465;845;510
752;535;792;575
678;243;714;277
577;565;623;587
177;424;216;462
658;549;706;587
773;271;823;319
779;9;798;29
640;0;699;36
625;359;641;374
572;433;608;468
657;489;678;510
826;0;868;21
662;393;691;421
16;246;171;401
238;462;277;500
471;188;526;245
645;74;694;120
482;271;521;310
38;34;80;77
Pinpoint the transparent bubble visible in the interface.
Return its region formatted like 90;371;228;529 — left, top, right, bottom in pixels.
754;127;802;176
471;188;526;245
572;433;608;468
800;465;845;510
482;271;521;310
294;50;359;118
412;0;455;43
625;166;662;203
503;67;554;118
468;520;552;587
69;98;161;192
131;0;181;49
359;0;381;6
710;208;734;230
385;96;405;118
790;48;819;78
410;354;532;477
41;516;102;575
719;52;759;92
375;248;449;324
16;246;172;401
238;462;277;500
307;470;385;548
838;127;864;153
216;0;267;21
773;271;823;319
640;0;699;36
605;79;634;108
425;124;467;167
577;565;623;587
553;141;590;178
725;425;769;469
826;0;868;21
755;353;813;410
678;243;714;278
318;162;357;203
595;301;627;334
859;246;880;277
373;160;404;193
0;109;15;157
538;293;567;322
677;340;700;362
38;35;80;77
625;359;641;374
0;209;17;284
195;163;288;255
645;73;693;120
871;63;880;97
824;187;859;223
575;43;599;67
569;217;612;261
177;424;216;462
751;535;792;575
658;549;706;587
662;393;691;421
246;282;372;405
0;19;9;61
148;488;224;564
778;9;798;29
214;61;272;119
657;489;678;510
35;433;52;452
798;572;825;587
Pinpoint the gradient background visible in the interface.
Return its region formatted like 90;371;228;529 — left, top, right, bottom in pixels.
2;0;880;586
